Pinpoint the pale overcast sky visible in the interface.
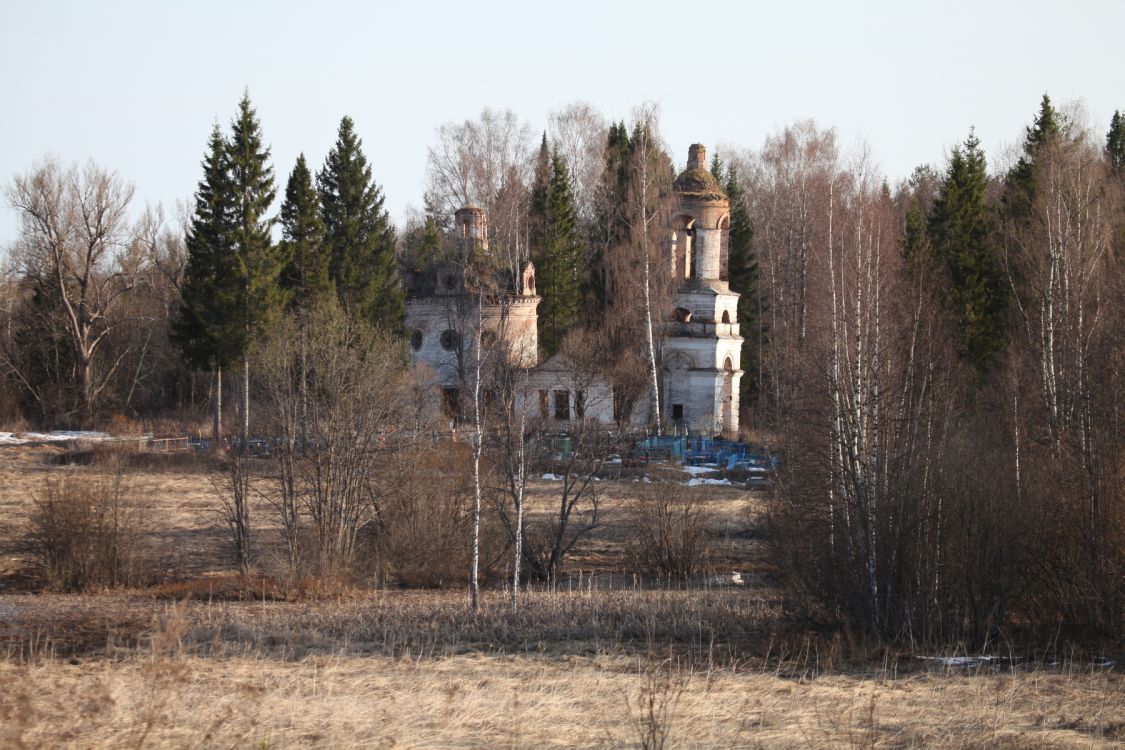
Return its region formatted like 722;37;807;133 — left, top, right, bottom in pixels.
2;0;1122;244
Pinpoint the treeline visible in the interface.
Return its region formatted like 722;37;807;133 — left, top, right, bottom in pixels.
0;97;761;435
749;97;1124;647
2;90;1122;645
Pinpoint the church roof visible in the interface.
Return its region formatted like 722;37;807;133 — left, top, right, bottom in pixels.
673;167;727;203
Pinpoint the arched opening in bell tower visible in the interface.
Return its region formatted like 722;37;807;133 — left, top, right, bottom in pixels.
672;215;696;280
718;214;731;282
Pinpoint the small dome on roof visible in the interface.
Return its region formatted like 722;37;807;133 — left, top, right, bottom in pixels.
673;144;727;203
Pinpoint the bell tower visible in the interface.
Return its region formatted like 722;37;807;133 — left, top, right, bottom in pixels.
662;144;743;435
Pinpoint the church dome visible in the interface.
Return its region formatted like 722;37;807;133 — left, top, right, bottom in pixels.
673;144;727;204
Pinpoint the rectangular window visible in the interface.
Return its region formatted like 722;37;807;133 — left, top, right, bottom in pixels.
672;403;684;421
538;390;548;420
442;388;460;420
575;389;586;419
554;390;570;421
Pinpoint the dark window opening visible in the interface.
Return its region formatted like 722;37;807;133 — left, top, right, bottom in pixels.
575;390;586;419
440;329;459;351
672;403;684;421
721;310;731;324
410;329;423;351
539;390;548;420
442;388;460;419
554;390;570;421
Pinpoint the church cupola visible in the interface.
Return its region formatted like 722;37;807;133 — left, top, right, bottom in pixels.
671;144;730;284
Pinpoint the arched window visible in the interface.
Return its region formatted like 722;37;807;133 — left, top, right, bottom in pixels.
721;310;731;324
718;214;731;281
672;215;696;279
410;330;423;351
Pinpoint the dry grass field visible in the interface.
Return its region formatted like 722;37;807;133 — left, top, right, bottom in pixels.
0;443;1121;748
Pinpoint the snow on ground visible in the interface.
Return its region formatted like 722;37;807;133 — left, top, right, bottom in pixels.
542;473;564;481
681;465;721;476
686;477;734;487
0;431;113;445
919;656;1010;668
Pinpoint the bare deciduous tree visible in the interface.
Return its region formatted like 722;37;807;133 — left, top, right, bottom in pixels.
4;159;139;421
255;301;410;576
548;101;608;226
425;109;535;279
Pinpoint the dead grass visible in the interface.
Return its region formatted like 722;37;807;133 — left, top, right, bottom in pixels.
0;446;1121;747
0;650;1120;748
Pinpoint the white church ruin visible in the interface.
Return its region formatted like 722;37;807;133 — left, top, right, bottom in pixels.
405;144;743;436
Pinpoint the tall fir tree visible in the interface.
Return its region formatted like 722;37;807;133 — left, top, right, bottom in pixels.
174;123;243;443
528;133;551;254
317;116;402;332
723;165;761;405
227;92;286;440
535;152;584;355
1107;110;1125;172
928;130;1006;375
1004;94;1062;219
598;121;633;250
279;154;331;308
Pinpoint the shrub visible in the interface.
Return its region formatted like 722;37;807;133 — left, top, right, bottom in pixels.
624;484;714;579
25;463;152;591
374;442;506;587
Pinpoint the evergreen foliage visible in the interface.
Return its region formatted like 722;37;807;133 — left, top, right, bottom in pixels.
279;154;331;308
535;152;584;355
723;165;760;402
318;116;402;332
927;130;1006;374
1005;94;1062;218
173;124;243;370
227;93;286;348
902;200;930;262
403;209;444;275
1107;110;1125;171
599;121;633;250
528;133;550;255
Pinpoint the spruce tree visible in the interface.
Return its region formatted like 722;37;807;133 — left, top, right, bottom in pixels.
535;152;584;355
317;116;402;332
173;123;242;444
279;154;331;308
928;130;1006;375
227;92;285;441
902;199;930;262
1107;110;1125;172
528;133;550;254
599;122;633;250
1005;94;1062;218
724;166;760;404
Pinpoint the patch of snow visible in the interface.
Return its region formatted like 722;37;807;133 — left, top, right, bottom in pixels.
682;465;720;476
541;473;564;481
686;477;734;487
0;430;112;445
919;655;1007;668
